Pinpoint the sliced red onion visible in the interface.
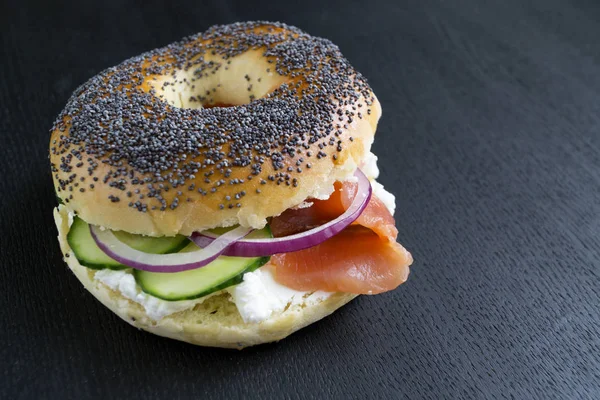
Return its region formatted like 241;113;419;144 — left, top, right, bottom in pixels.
90;225;252;272
190;168;372;257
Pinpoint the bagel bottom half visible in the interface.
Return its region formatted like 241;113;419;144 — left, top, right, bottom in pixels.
53;207;357;349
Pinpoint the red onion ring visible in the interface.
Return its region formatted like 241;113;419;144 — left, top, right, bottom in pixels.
190;168;372;257
90;225;252;272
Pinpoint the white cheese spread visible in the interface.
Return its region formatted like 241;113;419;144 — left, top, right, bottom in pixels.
94;266;332;323
372;180;396;216
363;152;396;215
94;269;212;321
362;151;380;179
228;266;332;323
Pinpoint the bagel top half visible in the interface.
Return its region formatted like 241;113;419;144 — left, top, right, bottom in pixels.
50;21;381;236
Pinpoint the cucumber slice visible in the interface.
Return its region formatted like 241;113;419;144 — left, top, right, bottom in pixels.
134;228;272;300
67;216;189;270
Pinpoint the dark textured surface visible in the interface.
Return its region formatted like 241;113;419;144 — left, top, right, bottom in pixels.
1;0;600;398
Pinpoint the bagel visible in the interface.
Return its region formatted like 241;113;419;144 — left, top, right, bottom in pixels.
50;21;411;349
50;21;381;236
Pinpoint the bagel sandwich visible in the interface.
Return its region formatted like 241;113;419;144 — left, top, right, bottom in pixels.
50;21;413;349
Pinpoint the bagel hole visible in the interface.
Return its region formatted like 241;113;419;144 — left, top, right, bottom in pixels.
166;82;262;110
148;50;288;111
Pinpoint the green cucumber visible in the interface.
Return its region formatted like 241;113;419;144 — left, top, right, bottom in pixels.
67;216;189;270
134;228;272;300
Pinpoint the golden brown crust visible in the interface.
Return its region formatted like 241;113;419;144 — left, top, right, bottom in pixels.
50;22;381;236
54;206;356;349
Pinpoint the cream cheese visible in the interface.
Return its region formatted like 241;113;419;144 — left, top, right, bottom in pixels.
372;180;396;216
228;266;332;323
93;266;332;324
66;210;75;228
362;152;396;215
362;151;380;180
94;269;213;321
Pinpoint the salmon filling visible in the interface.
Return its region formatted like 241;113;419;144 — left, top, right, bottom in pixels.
269;181;413;294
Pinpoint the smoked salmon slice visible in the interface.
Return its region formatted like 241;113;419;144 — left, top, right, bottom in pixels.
271;226;411;294
269;180;412;294
270;181;398;241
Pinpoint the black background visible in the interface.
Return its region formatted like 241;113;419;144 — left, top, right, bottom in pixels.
2;0;599;398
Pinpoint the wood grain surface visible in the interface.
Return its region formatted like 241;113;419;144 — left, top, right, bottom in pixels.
1;0;599;398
